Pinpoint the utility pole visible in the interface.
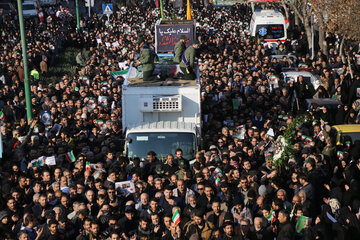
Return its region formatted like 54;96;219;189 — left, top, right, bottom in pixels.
16;0;32;121
75;0;80;30
311;13;314;60
85;0;91;18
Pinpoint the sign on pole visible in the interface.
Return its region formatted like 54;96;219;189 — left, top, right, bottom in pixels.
85;0;94;7
103;4;113;15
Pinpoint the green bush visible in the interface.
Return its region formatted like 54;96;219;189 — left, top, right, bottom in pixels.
39;47;86;83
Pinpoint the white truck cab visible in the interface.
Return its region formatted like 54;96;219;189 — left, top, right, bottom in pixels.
249;9;287;43
122;65;201;161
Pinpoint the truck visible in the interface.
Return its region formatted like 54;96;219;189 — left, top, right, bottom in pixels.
39;0;58;6
248;0;281;13
249;9;287;43
122;63;201;161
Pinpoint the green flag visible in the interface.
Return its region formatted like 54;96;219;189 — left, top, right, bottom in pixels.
111;70;128;80
295;216;307;234
232;99;239;110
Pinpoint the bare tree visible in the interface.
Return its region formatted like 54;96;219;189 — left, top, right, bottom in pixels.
284;0;313;53
309;0;327;55
310;0;360;76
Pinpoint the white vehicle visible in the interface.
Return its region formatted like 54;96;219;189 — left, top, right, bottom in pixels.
22;1;38;18
38;0;58;6
249;9;287;43
248;0;282;13
280;71;321;90
0;2;15;16
122;65;201;161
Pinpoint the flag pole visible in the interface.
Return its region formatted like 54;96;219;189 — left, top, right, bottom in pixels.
186;0;192;20
17;0;32;121
160;0;165;20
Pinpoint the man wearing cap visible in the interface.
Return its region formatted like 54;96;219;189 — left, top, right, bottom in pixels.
180;40;200;80
173;35;187;64
175;160;187;180
118;204;138;235
136;37;158;81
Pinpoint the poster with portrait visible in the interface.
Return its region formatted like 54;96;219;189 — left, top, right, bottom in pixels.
115;181;135;194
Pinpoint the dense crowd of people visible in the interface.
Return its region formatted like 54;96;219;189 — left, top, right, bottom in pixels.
0;1;360;240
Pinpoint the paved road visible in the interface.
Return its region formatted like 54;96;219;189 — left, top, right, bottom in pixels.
62;0;102;18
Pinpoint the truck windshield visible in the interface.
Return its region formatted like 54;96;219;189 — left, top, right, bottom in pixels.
255;24;284;39
127;132;196;160
23;4;35;10
341;132;360;143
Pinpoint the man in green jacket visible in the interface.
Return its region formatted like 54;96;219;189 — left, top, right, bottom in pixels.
180;40;200;80
173;35;187;64
136;37;158;81
30;67;40;81
75;51;86;67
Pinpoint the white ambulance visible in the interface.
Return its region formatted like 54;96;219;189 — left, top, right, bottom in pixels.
249;9;287;43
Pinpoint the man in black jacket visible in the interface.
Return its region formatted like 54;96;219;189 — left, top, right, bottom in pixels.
220;221;241;240
276;210;294;240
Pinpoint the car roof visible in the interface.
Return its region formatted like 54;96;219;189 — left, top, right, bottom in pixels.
271;55;297;59
332;124;360;133
281;71;314;77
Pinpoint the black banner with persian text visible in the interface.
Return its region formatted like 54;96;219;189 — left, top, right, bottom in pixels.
155;20;196;53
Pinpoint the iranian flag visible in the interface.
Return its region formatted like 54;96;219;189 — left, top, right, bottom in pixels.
317;131;325;141
0;110;4;121
266;134;274;140
13;138;19;148
214;167;223;177
265;209;276;222
85;161;91;171
215;176;221;188
337;151;344;159
95;119;104;127
345;141;351;149
172;209;181;226
301;135;313;142
66;151;76;163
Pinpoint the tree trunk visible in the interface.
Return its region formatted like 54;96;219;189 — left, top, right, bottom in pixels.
304;18;312;54
339;37;345;63
346;52;354;79
318;17;327;56
281;1;289;19
295;14;300;26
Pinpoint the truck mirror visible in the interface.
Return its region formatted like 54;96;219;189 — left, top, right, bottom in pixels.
125;137;132;144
